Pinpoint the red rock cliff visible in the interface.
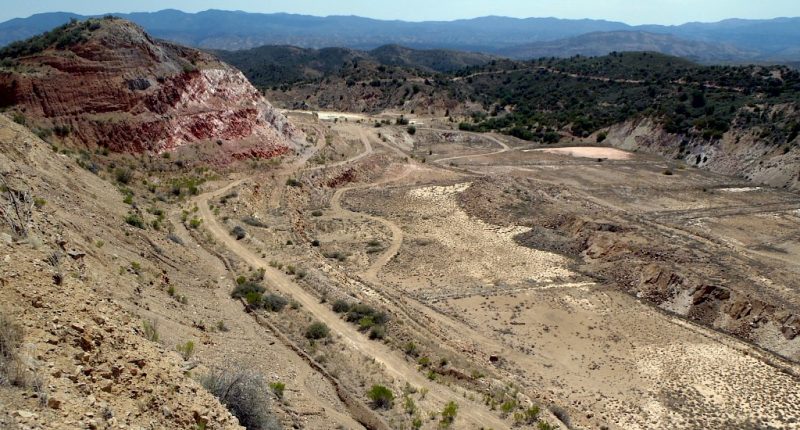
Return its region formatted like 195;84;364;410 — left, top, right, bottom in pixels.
0;18;299;155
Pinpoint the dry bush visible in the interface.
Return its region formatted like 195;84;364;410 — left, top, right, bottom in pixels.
201;366;280;430
0;173;34;239
0;311;26;387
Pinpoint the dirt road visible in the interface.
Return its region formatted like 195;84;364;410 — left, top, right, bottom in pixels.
193;180;510;429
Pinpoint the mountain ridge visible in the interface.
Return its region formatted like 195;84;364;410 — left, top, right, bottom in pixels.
498;30;759;62
1;10;799;62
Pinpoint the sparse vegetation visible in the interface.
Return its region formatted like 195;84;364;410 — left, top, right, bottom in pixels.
514;405;541;425
332;301;389;340
0;311;25;386
141;319;159;342
263;293;289;312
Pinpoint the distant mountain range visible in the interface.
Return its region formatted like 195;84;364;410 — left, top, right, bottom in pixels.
1;9;799;63
498;31;759;62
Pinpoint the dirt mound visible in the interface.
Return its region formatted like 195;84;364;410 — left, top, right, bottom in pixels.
0;18;299;156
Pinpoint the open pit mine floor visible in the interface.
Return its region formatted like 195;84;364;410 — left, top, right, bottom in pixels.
186;114;800;430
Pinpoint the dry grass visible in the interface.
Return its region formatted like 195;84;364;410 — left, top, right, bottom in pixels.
0;310;26;387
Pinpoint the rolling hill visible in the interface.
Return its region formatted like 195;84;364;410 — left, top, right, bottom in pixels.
214;44;494;87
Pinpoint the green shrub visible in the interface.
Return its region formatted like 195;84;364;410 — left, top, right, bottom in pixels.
537;421;555;430
345;303;388;326
232;281;265;300
407;126;417;135
188;217;203;229
368;325;386;340
366;384;394;409
125;213;145;229
440;401;458;427
269;381;285;399
245;291;263;306
305;321;330;340
114;168;133;184
176;340;195;361
514;405;541;425
11;112;26;125
358;316;375;331
501;399;517;414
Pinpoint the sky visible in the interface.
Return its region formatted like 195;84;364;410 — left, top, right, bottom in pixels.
1;0;799;25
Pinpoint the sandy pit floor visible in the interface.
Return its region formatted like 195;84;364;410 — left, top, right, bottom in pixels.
398;183;576;293
525;146;634;160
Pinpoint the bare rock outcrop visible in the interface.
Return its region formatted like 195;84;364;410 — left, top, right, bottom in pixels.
605;116;800;191
0;18;300;157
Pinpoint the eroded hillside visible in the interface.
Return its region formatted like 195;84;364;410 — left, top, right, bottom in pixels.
0;17;299;156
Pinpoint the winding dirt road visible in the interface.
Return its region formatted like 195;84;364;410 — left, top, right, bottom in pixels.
189;130;510;429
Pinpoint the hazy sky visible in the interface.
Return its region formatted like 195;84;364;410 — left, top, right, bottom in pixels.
2;0;799;24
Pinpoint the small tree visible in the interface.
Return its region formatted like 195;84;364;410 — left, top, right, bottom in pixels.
367;384;394;409
407;125;417;135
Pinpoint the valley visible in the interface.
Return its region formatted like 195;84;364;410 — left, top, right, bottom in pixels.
1;14;799;430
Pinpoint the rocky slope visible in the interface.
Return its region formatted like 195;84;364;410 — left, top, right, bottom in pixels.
606;115;800;191
0;18;299;156
0;115;243;429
